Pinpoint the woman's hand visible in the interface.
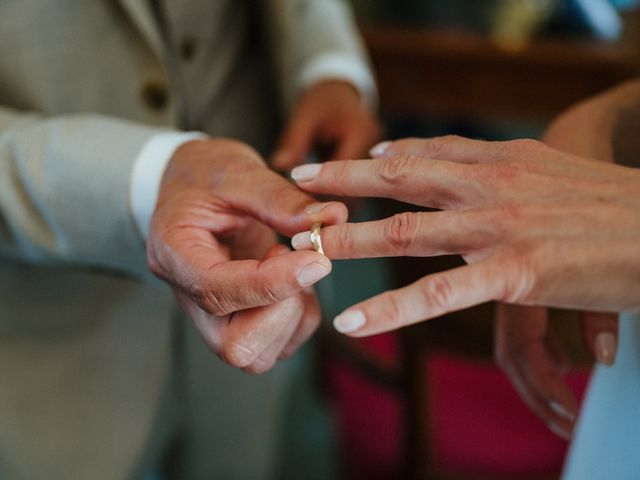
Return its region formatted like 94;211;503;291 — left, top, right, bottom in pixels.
289;135;640;337
494;83;640;439
495;305;617;440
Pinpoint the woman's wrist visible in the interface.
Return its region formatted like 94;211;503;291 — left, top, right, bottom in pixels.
612;97;640;169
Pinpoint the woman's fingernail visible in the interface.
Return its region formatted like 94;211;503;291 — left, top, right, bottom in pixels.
291;231;312;250
291;163;322;182
549;401;576;422
595;332;617;366
370;141;392;157
333;310;366;334
297;262;330;286
548;422;572;441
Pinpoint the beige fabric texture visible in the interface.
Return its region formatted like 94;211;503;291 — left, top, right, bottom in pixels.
0;1;368;479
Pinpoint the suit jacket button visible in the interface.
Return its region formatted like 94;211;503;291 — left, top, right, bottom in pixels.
179;37;198;61
141;80;169;111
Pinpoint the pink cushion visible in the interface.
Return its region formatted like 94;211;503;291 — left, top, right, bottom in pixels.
427;353;588;477
328;333;590;479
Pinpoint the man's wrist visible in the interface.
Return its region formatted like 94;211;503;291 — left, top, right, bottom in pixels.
130;131;208;239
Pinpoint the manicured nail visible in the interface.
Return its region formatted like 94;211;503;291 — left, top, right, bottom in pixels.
370;141;392;157
549;401;576;422
291;163;322;182
548;422;572;441
333;310;366;334
291;231;312;250
595;332;617;366
297;262;330;286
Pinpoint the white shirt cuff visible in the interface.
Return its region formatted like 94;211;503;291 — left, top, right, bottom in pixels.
130;131;208;239
297;52;378;109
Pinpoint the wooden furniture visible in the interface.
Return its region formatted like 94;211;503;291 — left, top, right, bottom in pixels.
361;11;640;122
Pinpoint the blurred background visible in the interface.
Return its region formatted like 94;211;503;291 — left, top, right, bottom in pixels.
299;1;640;479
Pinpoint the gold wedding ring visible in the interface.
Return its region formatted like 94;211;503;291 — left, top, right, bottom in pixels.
310;223;324;255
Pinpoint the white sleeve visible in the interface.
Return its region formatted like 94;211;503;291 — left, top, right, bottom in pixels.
129;131;207;239
298;52;378;108
265;0;378;109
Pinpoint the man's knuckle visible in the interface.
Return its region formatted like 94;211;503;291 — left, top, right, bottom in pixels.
261;284;282;304
216;158;263;187
194;286;233;316
220;339;256;368
254;262;288;302
385;212;418;253
244;358;276;375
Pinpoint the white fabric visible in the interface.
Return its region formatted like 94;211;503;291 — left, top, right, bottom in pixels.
264;0;376;109
562;312;640;479
130;131;207;239
298;52;378;107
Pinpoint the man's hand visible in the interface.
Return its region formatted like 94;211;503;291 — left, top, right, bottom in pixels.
289;135;640;336
147;138;347;373
271;80;381;170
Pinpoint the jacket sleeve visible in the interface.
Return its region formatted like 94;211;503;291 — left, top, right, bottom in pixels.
263;0;376;109
0;106;171;276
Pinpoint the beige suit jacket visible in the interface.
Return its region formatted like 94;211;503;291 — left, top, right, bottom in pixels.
0;1;370;478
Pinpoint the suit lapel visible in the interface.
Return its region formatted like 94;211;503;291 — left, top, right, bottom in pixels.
117;0;165;60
